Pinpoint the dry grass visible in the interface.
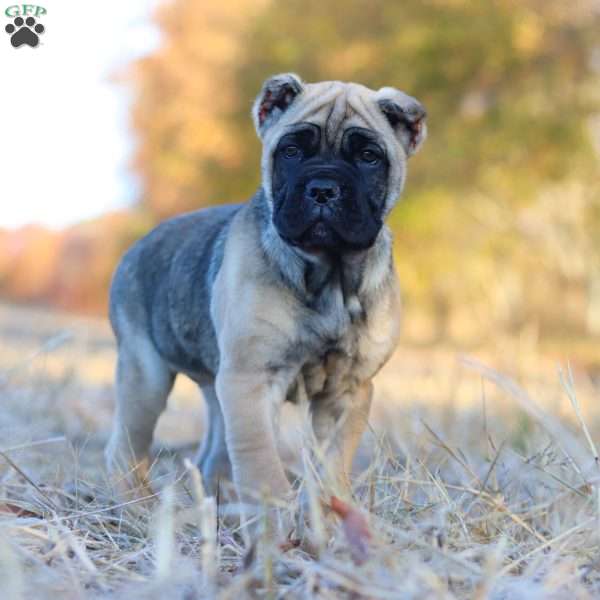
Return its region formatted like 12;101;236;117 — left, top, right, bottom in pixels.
1;302;600;598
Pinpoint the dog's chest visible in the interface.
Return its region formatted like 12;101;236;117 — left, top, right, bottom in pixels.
299;344;358;401
287;286;396;402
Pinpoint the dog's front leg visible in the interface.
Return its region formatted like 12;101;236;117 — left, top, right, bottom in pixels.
216;368;292;503
311;381;373;495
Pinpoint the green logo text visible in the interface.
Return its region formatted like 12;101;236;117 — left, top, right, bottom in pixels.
5;4;46;18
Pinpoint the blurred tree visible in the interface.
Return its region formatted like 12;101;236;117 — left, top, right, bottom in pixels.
0;211;152;314
127;0;269;220
127;0;600;342
1;0;599;347
130;0;599;212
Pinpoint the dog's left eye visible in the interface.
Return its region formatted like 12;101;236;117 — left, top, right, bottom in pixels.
359;149;379;164
283;145;301;158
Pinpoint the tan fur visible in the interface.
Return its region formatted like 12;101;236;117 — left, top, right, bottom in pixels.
105;325;174;494
210;212;299;498
210;204;400;501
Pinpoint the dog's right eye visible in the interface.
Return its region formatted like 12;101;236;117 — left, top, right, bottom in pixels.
283;145;300;158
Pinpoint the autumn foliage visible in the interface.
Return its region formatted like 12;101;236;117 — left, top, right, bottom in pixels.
1;0;600;346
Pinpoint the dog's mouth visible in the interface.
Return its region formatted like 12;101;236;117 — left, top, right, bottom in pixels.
279;216;378;253
293;220;337;251
272;186;383;253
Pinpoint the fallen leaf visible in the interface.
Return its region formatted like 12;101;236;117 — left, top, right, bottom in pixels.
0;502;40;518
279;537;301;553
330;496;371;564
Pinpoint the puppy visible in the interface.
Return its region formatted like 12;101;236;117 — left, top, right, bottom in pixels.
105;73;426;506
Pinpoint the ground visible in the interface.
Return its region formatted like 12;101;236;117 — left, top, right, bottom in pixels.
1;301;600;599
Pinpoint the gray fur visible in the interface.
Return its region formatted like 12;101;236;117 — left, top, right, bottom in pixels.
109;204;239;380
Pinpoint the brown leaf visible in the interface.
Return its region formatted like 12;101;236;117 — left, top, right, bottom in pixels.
0;502;40;519
279;538;301;553
330;496;371;564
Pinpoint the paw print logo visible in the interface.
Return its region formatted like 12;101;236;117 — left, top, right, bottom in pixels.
5;16;45;48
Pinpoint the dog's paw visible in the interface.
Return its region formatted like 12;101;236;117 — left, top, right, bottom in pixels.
105;447;156;502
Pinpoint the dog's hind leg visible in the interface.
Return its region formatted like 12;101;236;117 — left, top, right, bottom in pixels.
195;384;231;496
105;334;175;491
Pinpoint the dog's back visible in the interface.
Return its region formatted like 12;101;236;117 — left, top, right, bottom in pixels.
109;203;241;381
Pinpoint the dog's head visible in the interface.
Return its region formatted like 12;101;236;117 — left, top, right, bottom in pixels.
253;73;426;253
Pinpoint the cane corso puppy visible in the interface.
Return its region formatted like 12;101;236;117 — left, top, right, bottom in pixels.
105;74;426;505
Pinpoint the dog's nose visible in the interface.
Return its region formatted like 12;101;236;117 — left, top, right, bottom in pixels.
306;178;341;204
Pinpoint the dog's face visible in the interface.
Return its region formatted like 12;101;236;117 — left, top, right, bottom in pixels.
253;74;427;253
270;122;390;252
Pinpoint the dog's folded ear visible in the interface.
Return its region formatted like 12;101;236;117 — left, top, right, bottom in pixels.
253;73;304;138
375;88;427;156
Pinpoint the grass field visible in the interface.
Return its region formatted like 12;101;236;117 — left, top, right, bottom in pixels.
1;301;600;598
